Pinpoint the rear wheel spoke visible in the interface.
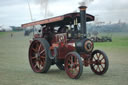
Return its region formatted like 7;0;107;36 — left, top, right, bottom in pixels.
40;56;45;59
40;50;45;55
31;57;37;60
34;64;37;68
39;60;43;69
36;43;40;50
38;44;41;52
32;48;37;52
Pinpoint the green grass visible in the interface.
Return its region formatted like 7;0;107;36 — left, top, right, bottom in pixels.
0;31;14;36
0;32;128;85
0;32;6;35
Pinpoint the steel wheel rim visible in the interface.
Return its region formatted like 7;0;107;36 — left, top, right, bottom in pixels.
29;40;46;72
65;54;80;78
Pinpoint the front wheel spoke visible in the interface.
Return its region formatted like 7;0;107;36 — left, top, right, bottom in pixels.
99;54;101;59
100;57;104;61
101;62;105;64
96;53;99;59
98;65;101;72
100;64;104;69
93;64;96;67
96;65;98;71
91;61;96;64
93;57;97;61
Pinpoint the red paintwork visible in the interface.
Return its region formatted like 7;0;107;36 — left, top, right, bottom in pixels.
33;32;91;60
51;33;76;59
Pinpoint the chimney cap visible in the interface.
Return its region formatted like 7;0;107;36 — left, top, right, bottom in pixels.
79;6;87;10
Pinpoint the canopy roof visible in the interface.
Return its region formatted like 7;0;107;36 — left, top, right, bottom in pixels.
22;12;95;28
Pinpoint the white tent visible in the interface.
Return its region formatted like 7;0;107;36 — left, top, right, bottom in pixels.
0;25;12;31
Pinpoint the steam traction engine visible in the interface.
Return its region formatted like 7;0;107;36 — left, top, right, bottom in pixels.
22;6;109;79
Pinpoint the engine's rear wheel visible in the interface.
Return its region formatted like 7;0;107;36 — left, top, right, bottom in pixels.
29;39;51;73
65;52;83;79
90;50;109;75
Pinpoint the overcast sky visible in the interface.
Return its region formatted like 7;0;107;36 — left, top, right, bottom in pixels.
0;0;128;26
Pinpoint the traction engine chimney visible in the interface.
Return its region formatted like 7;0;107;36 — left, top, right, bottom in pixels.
79;6;87;38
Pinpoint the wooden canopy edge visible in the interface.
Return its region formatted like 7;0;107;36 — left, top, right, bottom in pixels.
21;12;95;28
21;16;64;28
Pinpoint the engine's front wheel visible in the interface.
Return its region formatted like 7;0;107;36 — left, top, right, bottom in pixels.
90;50;109;75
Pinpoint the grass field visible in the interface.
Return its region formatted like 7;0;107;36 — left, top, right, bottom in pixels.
0;32;128;85
0;32;7;35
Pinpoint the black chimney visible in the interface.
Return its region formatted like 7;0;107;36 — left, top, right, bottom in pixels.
79;6;87;38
